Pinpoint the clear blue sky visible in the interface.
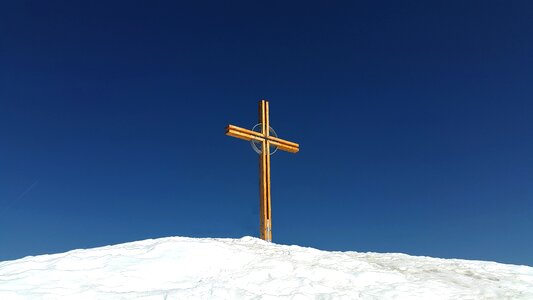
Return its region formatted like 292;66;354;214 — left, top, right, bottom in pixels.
1;1;532;265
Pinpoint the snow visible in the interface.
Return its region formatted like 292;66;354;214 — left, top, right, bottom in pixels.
0;236;532;299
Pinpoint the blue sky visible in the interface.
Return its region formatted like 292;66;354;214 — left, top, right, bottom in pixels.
1;1;532;265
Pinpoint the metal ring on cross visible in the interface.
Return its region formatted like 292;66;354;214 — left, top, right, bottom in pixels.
250;123;278;155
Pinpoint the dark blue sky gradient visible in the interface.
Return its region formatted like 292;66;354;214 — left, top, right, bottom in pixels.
1;1;532;265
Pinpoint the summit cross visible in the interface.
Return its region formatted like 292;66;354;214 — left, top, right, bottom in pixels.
226;100;299;242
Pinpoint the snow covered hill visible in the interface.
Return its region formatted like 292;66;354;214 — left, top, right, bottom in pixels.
0;236;532;299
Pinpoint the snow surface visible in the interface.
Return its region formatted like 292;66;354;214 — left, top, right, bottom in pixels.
0;236;532;299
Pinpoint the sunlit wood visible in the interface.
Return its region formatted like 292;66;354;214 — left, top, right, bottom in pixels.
226;125;264;139
259;100;270;241
268;135;299;148
226;100;299;242
226;124;299;152
226;127;264;142
269;140;299;153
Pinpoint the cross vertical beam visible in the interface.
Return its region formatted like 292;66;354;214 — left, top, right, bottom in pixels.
259;100;272;241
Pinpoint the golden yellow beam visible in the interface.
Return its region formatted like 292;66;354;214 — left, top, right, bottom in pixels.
226;125;264;139
259;100;271;242
226;125;299;153
225;126;264;142
269;140;299;153
268;135;299;148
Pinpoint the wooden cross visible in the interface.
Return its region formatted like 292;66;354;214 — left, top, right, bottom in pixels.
226;100;299;242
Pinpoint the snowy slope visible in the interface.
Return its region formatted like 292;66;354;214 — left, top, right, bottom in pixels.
0;236;532;299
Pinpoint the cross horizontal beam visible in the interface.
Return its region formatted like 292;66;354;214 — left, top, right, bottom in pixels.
225;125;299;153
